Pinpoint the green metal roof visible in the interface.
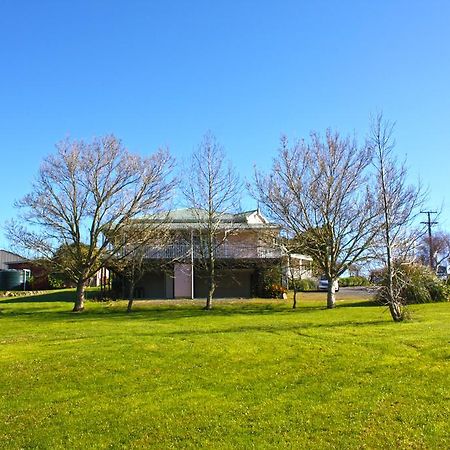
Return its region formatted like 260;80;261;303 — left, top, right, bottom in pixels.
139;208;279;230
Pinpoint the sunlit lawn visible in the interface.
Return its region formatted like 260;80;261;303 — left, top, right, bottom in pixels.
0;290;448;449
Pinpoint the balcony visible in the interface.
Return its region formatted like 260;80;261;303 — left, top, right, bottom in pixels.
143;242;283;260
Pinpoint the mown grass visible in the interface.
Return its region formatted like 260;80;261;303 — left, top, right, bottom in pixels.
0;291;449;449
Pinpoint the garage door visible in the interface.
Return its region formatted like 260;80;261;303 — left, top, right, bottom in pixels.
194;269;253;298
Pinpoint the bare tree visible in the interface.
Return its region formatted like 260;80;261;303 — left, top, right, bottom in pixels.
254;131;379;308
7;135;175;312
417;231;450;271
274;232;307;309
369;113;425;321
114;226;173;312
284;244;304;309
183;133;242;310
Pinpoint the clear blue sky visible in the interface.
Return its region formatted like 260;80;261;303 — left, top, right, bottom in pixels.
1;0;450;249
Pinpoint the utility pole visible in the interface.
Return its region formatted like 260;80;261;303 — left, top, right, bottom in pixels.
420;211;438;270
190;228;194;300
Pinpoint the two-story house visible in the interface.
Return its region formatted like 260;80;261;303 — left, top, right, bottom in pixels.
122;208;312;299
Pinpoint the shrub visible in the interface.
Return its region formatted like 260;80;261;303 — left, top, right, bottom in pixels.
91;290;117;302
48;273;66;289
263;283;287;299
376;263;449;305
259;266;284;297
339;276;370;287
290;278;317;291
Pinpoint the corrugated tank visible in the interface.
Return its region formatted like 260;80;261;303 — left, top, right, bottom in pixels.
0;270;24;290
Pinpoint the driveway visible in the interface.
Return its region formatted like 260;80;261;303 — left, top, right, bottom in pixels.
336;286;378;299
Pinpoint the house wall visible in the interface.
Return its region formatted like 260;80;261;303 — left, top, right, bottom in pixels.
225;231;258;258
174;263;192;298
165;272;174;298
283;255;314;282
216;230;279;259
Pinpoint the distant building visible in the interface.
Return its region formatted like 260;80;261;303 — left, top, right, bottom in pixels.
0;250;25;271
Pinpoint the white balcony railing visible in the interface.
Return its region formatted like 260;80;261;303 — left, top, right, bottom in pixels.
143;242;283;260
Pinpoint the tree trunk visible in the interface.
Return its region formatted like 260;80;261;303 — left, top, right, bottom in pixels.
127;280;135;313
205;277;214;310
327;280;336;309
389;300;403;322
73;279;86;312
127;299;134;313
385;260;403;321
385;231;403;321
204;253;215;310
288;258;297;309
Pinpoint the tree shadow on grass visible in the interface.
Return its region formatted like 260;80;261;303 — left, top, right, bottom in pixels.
0;289;391;336
0;305;391;338
158;318;390;337
0;297;392;334
337;300;381;308
0;289;99;304
1;302;298;321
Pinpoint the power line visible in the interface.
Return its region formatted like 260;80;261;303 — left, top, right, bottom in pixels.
420;211;438;270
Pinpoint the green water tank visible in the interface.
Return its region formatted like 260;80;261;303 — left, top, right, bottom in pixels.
0;270;24;290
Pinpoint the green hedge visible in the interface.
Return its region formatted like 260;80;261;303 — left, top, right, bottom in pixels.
290;278;317;291
339;276;370;287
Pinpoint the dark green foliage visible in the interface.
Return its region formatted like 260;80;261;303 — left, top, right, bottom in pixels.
376;263;449;305
261;265;283;285
91;290;117;302
402;283;432;304
339;276;370;287
290;278;317;291
259;265;284;298
421;278;448;303
47;273;67;289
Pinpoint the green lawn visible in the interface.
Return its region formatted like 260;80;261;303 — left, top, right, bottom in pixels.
0;291;449;449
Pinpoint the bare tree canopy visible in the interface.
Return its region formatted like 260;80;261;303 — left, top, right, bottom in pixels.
112;224;174;312
417;230;450;271
183;132;242;309
7;135;175;311
254;130;379;308
369;113;426;321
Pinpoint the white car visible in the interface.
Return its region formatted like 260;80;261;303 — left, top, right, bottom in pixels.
436;265;448;281
318;276;339;292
